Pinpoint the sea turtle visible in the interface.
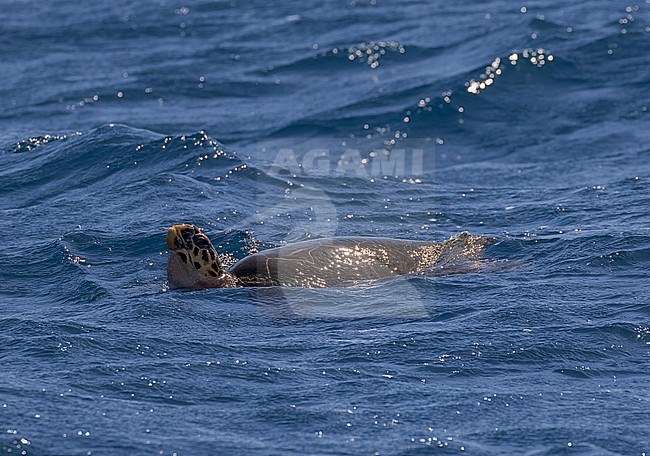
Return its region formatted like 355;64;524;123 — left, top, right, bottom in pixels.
166;224;495;289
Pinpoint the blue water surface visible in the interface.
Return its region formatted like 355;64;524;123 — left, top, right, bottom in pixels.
1;1;649;454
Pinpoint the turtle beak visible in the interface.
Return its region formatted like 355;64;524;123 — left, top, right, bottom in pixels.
166;225;180;250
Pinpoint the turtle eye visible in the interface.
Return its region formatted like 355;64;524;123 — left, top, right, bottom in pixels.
193;235;211;249
181;230;194;243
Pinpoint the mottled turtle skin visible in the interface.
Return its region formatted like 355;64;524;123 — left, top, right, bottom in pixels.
166;224;494;289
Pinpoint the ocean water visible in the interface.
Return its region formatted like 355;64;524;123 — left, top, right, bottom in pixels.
1;0;649;454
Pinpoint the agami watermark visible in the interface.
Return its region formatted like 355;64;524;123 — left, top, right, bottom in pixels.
256;138;435;179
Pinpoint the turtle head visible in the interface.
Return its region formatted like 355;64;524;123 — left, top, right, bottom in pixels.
166;224;233;289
